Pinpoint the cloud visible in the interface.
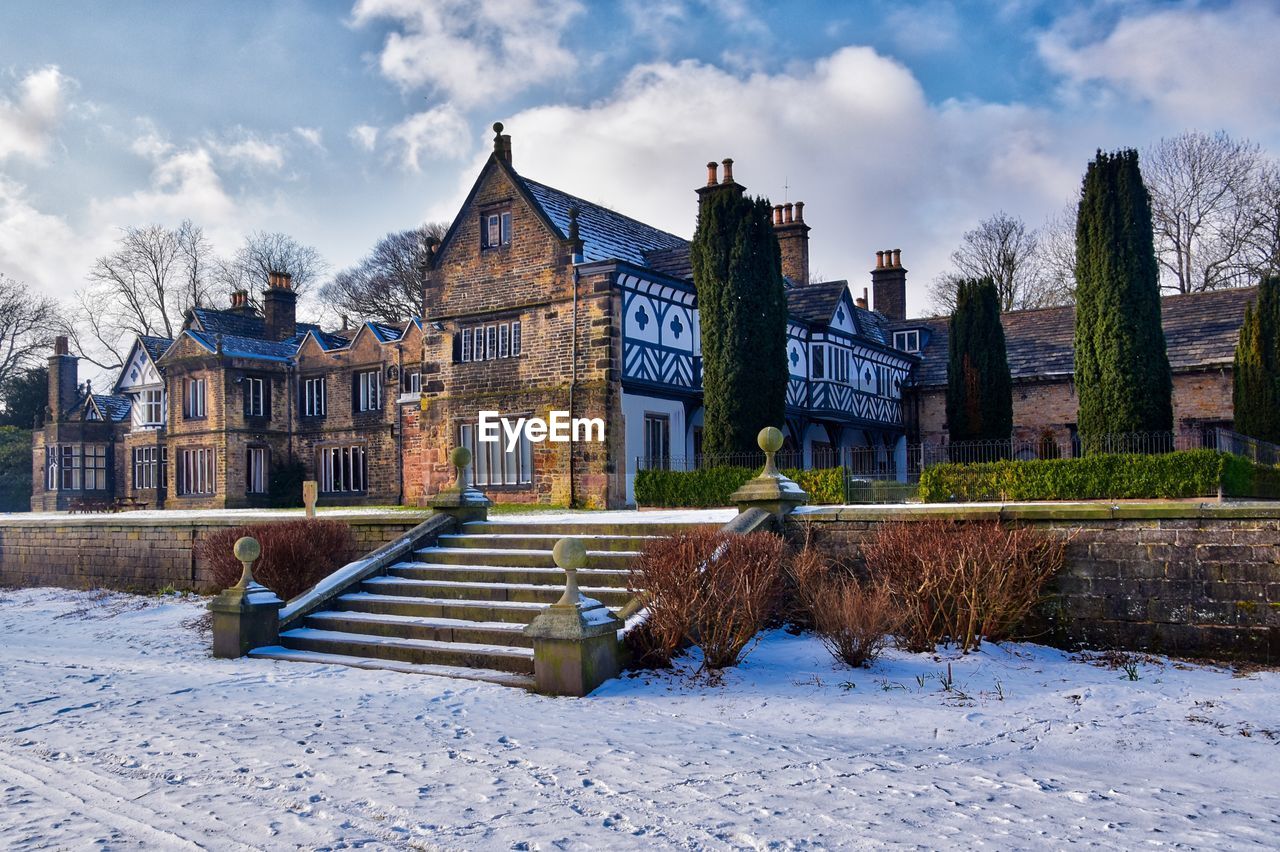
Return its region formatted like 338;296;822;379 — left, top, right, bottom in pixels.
387;104;471;171
350;124;379;151
294;126;325;151
212;132;286;170
429;46;1087;315
0;66;71;162
1038;1;1280;140
884;2;962;54
91;146;239;245
350;0;583;105
0;176;80;293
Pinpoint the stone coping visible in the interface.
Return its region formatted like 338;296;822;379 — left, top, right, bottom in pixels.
791;500;1280;522
0;508;433;528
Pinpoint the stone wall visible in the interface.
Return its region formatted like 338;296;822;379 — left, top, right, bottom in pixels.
0;511;432;594
787;503;1280;662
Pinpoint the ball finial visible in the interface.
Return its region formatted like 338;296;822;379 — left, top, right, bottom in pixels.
450;446;472;469
758;426;784;453
233;536;261;565
492;121;504;135
552;537;586;571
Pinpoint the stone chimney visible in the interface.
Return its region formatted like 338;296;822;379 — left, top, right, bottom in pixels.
48;336;78;422
855;288;869;310
492;122;512;165
870;248;907;321
696;157;746;211
773;200;810;284
262;271;297;341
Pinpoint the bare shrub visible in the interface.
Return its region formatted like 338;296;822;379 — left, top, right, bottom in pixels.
630;528;785;672
861;520;1066;653
199;520;354;601
789;545;900;668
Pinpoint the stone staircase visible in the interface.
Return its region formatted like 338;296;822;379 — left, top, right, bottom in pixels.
249;518;716;689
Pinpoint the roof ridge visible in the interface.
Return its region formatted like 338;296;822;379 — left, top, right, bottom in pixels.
518;175;689;246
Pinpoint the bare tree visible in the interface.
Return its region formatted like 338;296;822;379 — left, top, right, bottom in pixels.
1143;130;1271;292
218;231;327;299
930;212;1063;313
1248;161;1280;278
1038;201;1078;305
63;221;217;369
0;273;58;390
319;223;447;322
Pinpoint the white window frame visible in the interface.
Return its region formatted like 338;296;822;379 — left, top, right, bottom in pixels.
246;447;268;495
473;327;484;362
499;323;510;358
511;320;522;356
45;446;58;490
141;388;164;426
318;445;367;493
357;370;382;412
133;446;163;490
245;377;266;418
177;447;216;496
407;371;421;393
893;329;920;353
644;413;671;470
83;445;107;490
184;377;206;419
461;330;471;362
459;422;533;487
485;325;496;360
303;376;326;418
59;444;81;490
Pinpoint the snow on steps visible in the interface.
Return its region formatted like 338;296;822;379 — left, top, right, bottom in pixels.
266;517;713;686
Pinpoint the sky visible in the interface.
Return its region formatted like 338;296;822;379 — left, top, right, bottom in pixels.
1;0;1279;319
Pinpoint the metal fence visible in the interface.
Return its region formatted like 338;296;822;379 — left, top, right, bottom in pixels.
635;427;1280;504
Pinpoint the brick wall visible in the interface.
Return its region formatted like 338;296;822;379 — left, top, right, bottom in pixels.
0;511;431;594
788;503;1280;662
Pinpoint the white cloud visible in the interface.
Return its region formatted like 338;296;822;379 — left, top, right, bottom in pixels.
0;66;71;162
213;133;286;170
387;104;471;171
885;2;962;54
91;146;239;246
429;46;1087;315
294;126;325;151
0;176;80;294
350;0;583;105
350;124;379;151
1039;1;1280;140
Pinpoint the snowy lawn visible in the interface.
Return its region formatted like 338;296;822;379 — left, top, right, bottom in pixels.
1;588;1277;850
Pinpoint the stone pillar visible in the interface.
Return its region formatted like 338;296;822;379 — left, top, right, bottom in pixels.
729;426;808;518
303;480;318;518
429;446;490;523
524;538;623;697
209;536;283;658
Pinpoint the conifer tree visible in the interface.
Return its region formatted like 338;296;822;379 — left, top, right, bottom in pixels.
1073;149;1173;450
692;188;788;457
1233;275;1280;442
945;277;1013;443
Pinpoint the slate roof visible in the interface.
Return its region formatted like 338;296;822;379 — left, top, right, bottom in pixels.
900;286;1258;388
93;394;132;422
852;306;891;347
642;245;693;280
520;177;689;268
186;331;298;363
787;280;849;326
190;307;266;338
139;335;173;363
367;321;404;343
306;329;353;351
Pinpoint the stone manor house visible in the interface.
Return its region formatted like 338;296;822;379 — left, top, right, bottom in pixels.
31;126;1257;511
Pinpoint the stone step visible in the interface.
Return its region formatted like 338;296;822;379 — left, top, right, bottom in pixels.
415;546;640;570
278;627;535;674
361;575;633;607
304;610;532;648
388;561;632;589
436;533;664;552
247;647;535;690
334;592;551;624
461;521;721;536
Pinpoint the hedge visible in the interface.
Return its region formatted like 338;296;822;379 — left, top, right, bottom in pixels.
634;466;845;508
917;449;1280;503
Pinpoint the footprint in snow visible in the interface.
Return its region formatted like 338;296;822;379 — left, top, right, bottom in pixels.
498;735;520;748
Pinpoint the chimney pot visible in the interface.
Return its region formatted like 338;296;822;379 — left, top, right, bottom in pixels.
892;249;902;267
875;250;885;269
856;294;868;309
783;202;793;224
772;204;782;225
794;201;804;222
54;335;68;356
721;157;734;183
706;161;719;186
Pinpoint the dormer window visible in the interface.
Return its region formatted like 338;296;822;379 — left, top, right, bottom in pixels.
482;210;512;250
893;329;921;353
142;389;164;426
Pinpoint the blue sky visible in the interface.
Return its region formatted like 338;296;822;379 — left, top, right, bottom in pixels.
2;0;1278;318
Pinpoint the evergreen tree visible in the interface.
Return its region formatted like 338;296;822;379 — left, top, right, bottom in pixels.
0;366;47;427
1073;148;1173;450
692;188;788;457
945;277;1013;443
1233;275;1280;442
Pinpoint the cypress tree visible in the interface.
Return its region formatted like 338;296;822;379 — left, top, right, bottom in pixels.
945;277;1013;443
1073;148;1173;450
1233;275;1280;442
692;188;788;457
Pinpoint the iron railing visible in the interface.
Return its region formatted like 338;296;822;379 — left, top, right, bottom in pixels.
634;427;1280;504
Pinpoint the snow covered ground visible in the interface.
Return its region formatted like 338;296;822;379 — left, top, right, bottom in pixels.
2;588;1277;850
